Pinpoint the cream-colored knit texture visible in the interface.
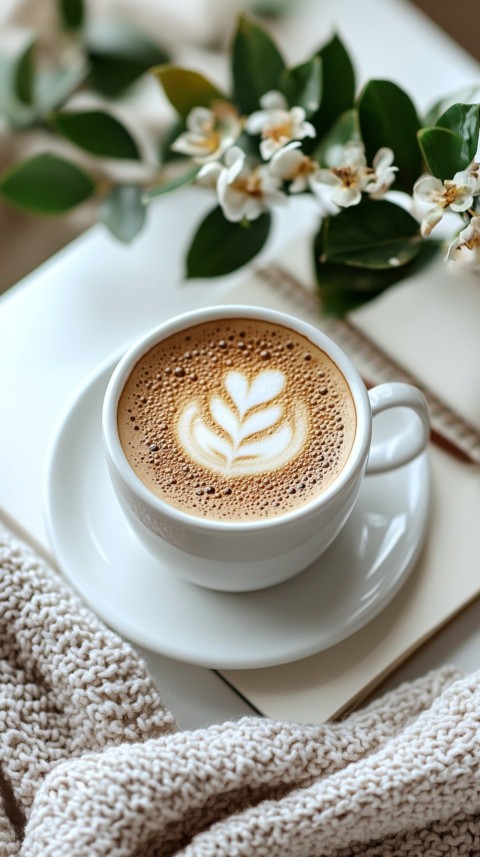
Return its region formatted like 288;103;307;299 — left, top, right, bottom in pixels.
0;524;176;856
1;523;479;856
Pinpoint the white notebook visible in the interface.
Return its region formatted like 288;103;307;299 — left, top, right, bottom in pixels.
217;249;480;723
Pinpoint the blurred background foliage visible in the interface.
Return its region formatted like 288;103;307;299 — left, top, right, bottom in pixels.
0;0;478;299
0;0;296;292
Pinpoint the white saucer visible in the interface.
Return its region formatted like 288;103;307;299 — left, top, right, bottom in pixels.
44;354;430;670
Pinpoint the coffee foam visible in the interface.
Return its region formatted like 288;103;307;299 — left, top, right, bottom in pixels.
117;319;356;521
177;368;309;477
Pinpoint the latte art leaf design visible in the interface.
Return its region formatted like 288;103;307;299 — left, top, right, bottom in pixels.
177;369;309;477
225;369;285;415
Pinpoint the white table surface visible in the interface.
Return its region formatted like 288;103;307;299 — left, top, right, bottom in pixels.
2;0;480;729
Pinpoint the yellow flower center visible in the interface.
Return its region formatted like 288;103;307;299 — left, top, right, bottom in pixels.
232;170;263;198
197;102;241;153
332;165;373;187
443;181;465;206
200;130;221;153
295;156;316;178
264;117;293;143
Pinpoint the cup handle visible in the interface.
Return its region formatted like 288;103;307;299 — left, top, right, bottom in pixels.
366;382;430;475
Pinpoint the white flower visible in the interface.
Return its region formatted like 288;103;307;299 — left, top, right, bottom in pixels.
307;141;399;216
456;161;480;193
413;169;477;237
310;141;373;214
171;101;241;163
365;147;398;198
268;141;319;192
199;146;286;222
446;215;480;266
196;160;222;187
245;90;316;160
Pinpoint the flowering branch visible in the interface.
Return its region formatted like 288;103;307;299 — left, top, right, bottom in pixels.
1;5;480;313
147;13;480;313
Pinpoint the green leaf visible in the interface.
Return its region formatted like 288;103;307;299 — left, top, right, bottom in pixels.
86;23;169;97
144;164;200;201
315;259;398;315
319;198;421;269
151;66;226;118
50;110;141;160
0;153;95;214
35;62;88;115
358;79;422;192
418;128;464;181
0;67;31;130
0;47;87;129
437;101;479;140
314;108;360;165
418;103;480;180
13;37;35;105
314;236;440;315
186;207;271;277
231;13;285;114
101;184;146;243
279;57;322;116
59;0;85;30
306;34;355;149
424;86;480;126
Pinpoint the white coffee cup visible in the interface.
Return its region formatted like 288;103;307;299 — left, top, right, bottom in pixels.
102;306;430;592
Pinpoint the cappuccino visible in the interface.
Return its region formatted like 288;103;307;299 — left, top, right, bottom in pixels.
117;318;356;521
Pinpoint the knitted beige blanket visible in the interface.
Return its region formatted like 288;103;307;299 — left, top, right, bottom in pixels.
1;522;479;857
